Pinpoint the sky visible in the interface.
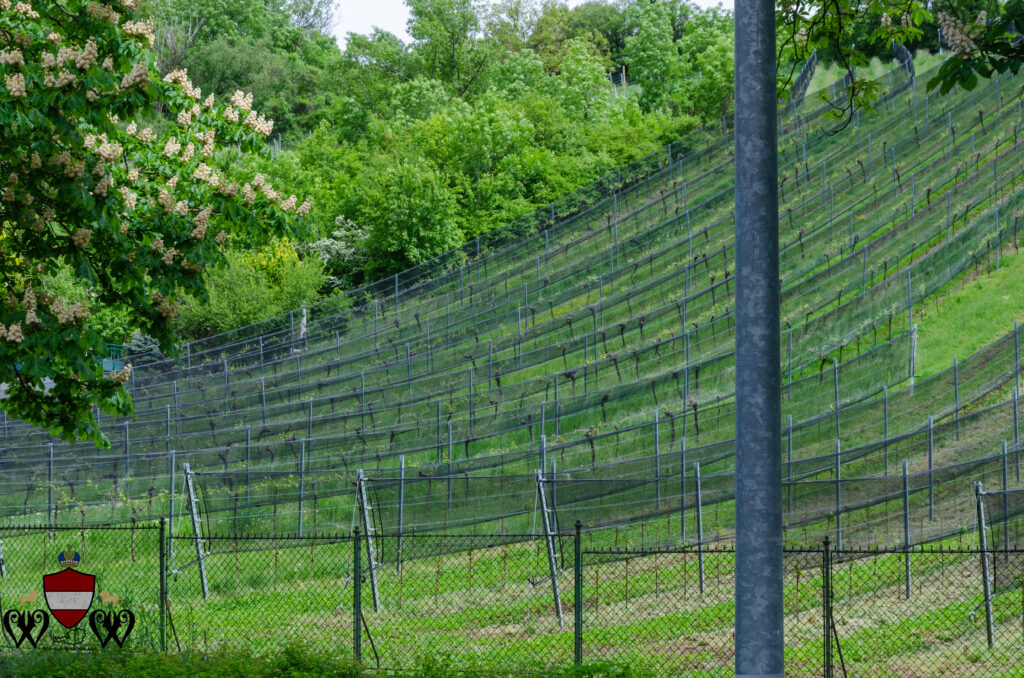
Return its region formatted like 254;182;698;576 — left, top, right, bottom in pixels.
332;0;735;49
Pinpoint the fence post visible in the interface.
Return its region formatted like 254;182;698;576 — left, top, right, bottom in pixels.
124;421;130;479
787;416;793;513
436;400;442;464
1015;321;1020;395
975;482;995;649
168;449;176;563
574;520;583;667
183;463;208;600
1002;441;1010;559
903;459;911;599
835;439;842;551
927;416;934;521
787;328;793;402
695;462;705;596
353;526;362;663
298;440;306;537
397;455;405;574
833;358;840;438
954;357;960;441
883;385;890;475
823;535;832;678
653;411;661;509
1015;388;1021;481
245;426;251;507
447;421;454;508
159;517;167;653
911;324;918;394
48;443;53;531
680;438;686;540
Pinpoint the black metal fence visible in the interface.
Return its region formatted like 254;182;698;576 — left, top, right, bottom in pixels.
0;524;1022;676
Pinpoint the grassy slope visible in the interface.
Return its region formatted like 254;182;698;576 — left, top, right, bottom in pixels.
915;246;1024;378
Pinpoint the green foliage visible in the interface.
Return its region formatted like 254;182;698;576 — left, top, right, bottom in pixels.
0;0;305;444
1;644;362;678
623;0;680;112
175;239;327;339
358;158;464;278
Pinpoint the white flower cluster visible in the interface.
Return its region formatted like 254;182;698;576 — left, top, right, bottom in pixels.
96;141;123;162
151;291;178;318
12;2;40;19
0;323;25;344
198;128;214;157
121;20;155;47
120;62;148;89
0;0;11;11
4;72;26;97
191;206;211;239
85;1;119;24
71;228;92;248
938;12;980;52
119;186;137;210
107;363;132;384
163;69;201;98
74;40;99;70
229;91;253;112
243;109;273;136
51;298;90;324
297;197;312;216
0;49;25;66
162;136;181;157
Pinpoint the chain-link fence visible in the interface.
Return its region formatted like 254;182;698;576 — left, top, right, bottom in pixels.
1;524;1023;676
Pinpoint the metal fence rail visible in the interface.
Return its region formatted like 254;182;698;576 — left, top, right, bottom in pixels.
0;524;1022;676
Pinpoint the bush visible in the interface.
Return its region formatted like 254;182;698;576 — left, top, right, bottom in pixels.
175;238;328;340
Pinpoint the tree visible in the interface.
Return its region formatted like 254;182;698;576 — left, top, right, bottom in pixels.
358;159;463;278
0;0;308;444
928;5;1024;94
555;37;610;121
623;0;681;112
487;0;537;53
407;0;493;97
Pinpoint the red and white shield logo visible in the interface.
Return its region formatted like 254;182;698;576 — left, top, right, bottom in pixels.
43;568;95;629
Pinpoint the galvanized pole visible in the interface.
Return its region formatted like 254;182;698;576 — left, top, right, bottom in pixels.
954;357;960;440
975;482;995;649
902;459;911;599
1002;441;1010;558
397;455;405;574
734;0;784;671
695;462;705;597
680;438;687;540
48;443;53;530
833;358;840;438
927;416;934;521
353;526;362;662
835;439;842;551
654;410;661;509
787;416;793;514
298;440;306;537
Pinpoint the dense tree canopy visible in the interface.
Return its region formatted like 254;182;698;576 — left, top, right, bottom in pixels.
0;0;307;443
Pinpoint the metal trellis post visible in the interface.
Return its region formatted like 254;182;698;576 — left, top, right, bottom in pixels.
536;470;565;628
183;463;208;600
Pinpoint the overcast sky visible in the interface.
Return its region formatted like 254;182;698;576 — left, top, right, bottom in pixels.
332;0;735;49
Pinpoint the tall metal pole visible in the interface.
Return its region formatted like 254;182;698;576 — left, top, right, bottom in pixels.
734;1;783;674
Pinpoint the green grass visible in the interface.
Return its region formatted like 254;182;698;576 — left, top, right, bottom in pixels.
916;246;1024;378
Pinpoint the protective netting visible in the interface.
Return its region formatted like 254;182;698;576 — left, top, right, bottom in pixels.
1;66;1022;573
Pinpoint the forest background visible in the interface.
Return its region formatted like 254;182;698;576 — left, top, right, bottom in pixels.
112;0;1006;353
